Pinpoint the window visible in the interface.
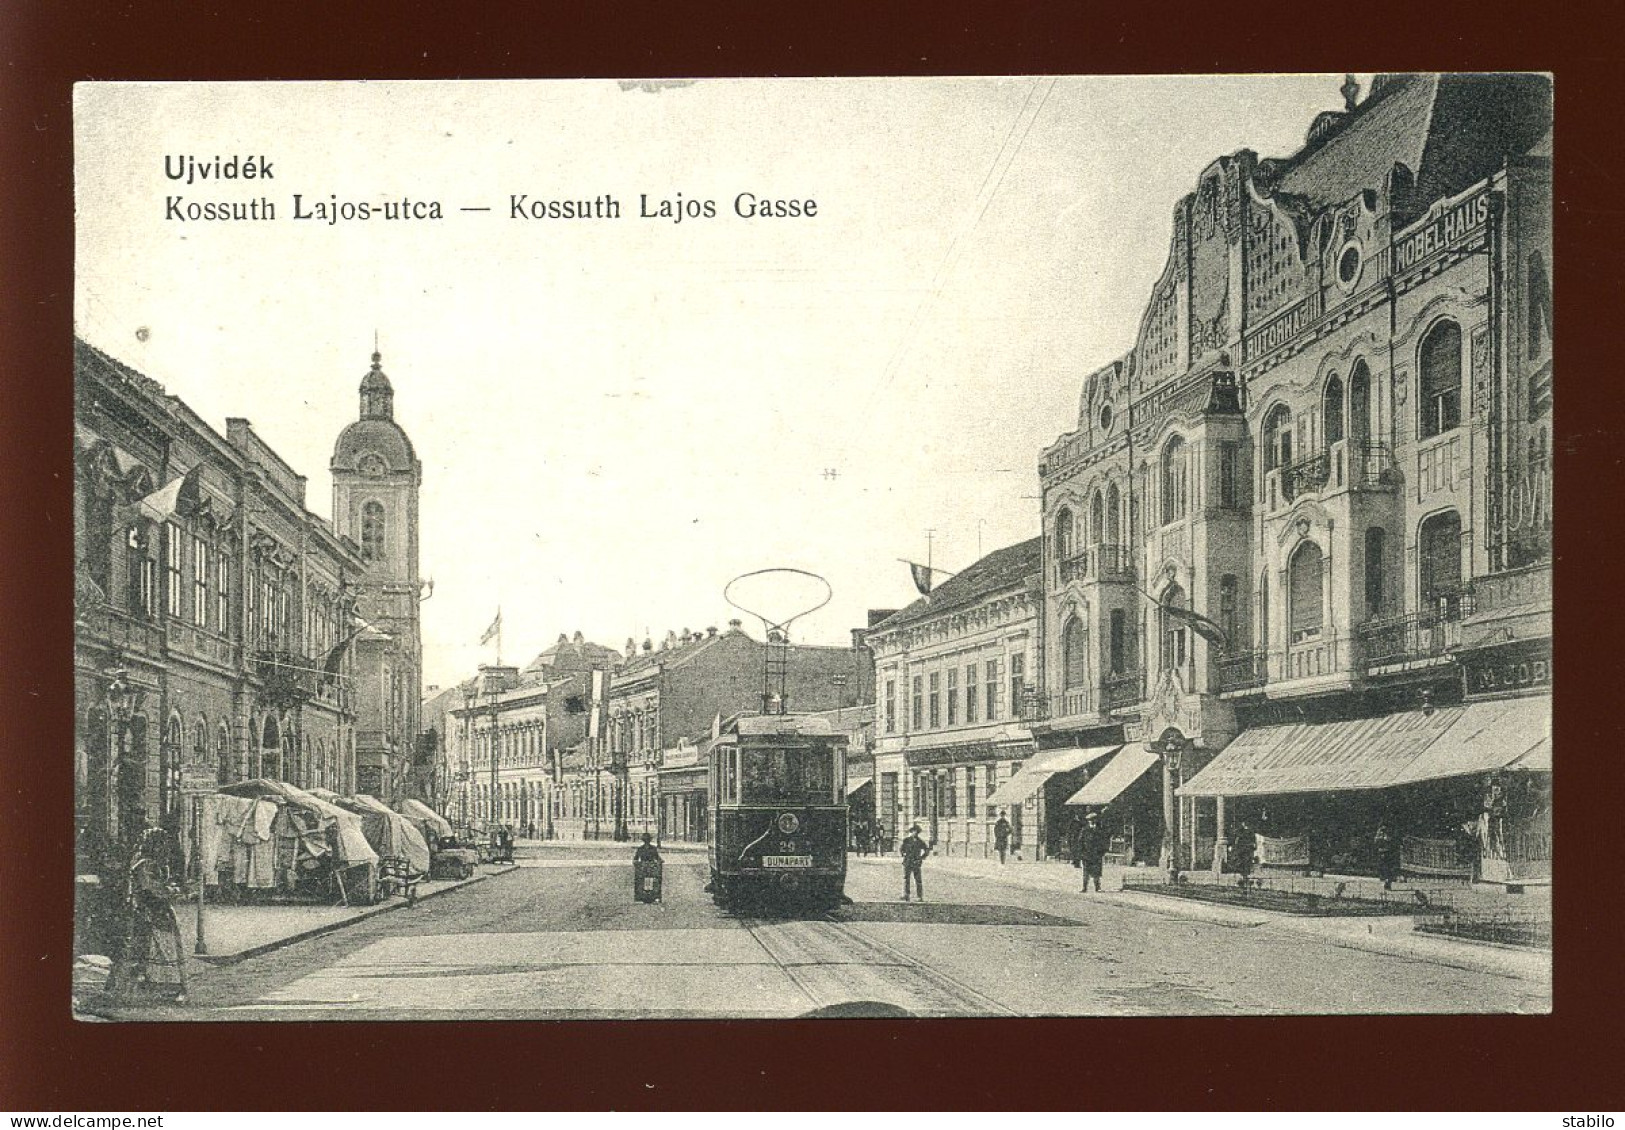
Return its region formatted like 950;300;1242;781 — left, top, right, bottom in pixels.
984;765;997;817
361;500;386;562
1105;483;1122;544
964;664;978;723
1063;616;1088;689
945;770;957;817
1349;361;1373;444
985;658;1001;720
1264;405;1293;471
1419;320;1462;438
1323;375;1344;446
1109;610;1127;675
192;537;210;627
1089;490;1105;546
1219;575;1239;651
910;675;923;730
884;679;896;733
1009;654;1025;718
1218;442;1240;509
1364;528;1387;617
947;668;959;725
928;672;941;729
1288;542;1325;643
127;527;156;616
1054;506;1075;573
740;746;837;805
911;772;923;817
1161;436;1189;523
1160;584;1189;672
1419;510;1464;614
164;524;183;618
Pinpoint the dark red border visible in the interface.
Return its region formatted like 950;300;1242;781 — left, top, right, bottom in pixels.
3;0;1622;1112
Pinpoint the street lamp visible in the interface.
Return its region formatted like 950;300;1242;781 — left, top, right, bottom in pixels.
612;745;629;842
1155;729;1187;880
105;667;145;854
461;683;479;826
483;668;503;835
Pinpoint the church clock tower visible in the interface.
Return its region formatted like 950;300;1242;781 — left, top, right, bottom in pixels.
331;349;423;800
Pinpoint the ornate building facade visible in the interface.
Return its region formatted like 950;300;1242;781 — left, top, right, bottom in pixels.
1035;73;1552;881
330;350;425;801
74;339;364;876
867;539;1047;857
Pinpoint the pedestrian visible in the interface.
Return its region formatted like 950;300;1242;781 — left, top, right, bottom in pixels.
900;823;931;902
1230;819;1257;883
993;812;1012;865
633;831;662;864
105;828;189;1005
1078;810;1107;893
1373;821;1401;891
1067;812;1086;869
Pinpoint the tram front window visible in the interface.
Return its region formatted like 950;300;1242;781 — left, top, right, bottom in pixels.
740;746;836;805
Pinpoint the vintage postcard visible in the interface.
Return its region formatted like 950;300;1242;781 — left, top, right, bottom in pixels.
70;75;1552;1020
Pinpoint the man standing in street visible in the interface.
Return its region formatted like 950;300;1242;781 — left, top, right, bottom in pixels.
900;823;931;901
1078;809;1107;893
993;812;1012;865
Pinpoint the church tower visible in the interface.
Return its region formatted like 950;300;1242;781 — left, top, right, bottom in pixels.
331;348;423;800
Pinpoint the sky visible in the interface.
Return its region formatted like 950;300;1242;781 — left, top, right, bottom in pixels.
74;76;1363;689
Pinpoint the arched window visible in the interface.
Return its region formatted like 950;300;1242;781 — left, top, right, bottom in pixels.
1062;616;1088;689
1054;507;1075;570
1161;436;1189;523
1105;483;1122;547
162;715;183;825
1259;571;1271;651
1349;360;1373;444
361;501;386;562
1419;320;1462;438
1089;490;1105;546
1219;575;1239;652
1419;510;1464;615
1323;374;1345;446
1160;583;1188;673
1288;542;1325;643
1264;405;1293;471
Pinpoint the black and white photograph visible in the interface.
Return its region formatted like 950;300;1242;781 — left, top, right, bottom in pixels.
69;73;1553;1022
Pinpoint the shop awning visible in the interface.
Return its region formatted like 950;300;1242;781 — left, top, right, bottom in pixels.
1391;695;1551;785
1180;695;1553;798
1066;746;1159;806
844;776;873;797
985;745;1120;808
1511;736;1551;772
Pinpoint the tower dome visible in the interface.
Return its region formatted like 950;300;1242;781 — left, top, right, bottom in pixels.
331;348;418;474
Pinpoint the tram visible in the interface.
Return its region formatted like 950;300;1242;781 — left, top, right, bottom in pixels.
706;713;848;912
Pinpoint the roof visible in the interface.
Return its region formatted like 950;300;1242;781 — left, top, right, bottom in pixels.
871;537;1042;632
521;635;624;677
1268;73;1552;210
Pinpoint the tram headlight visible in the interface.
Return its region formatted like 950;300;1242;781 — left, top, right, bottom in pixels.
777;812;801;834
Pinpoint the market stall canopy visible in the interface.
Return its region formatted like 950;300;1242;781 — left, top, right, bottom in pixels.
985;745;1120;809
216;779;378;865
397;798;453;838
1179;696;1552;798
1065;746;1160;807
337;793;432;873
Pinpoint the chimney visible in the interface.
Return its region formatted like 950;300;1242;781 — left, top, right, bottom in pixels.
706;626;717;638
728;618;743;631
573;630;584;644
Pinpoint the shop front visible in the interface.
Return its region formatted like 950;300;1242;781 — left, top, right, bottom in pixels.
1180;694;1551;884
984;743;1119;860
904;739;1042;859
1065;745;1162;865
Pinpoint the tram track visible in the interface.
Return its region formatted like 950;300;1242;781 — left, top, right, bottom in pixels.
738;912;1018;1017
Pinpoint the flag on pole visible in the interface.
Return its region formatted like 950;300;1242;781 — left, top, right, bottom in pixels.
479;609;502;646
1154;598;1228;649
133;465;203;524
904;560;934;596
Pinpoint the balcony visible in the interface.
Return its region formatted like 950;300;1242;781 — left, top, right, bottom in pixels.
1092;544;1135;584
1280;451;1331;502
1046;688;1095;722
1058;553;1088;584
1217;650;1267;693
1345;442;1397;490
254;650;318;706
1359;594;1474;668
1101;670;1144;711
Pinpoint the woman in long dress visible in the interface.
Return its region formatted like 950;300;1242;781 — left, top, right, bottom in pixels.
105;828;188;1004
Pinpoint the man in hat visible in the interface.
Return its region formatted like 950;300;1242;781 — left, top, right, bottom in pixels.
899;823;932;901
1077;809;1107;893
